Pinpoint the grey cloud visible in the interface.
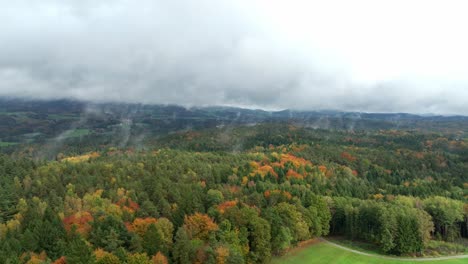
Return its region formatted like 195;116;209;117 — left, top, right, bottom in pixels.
0;0;467;115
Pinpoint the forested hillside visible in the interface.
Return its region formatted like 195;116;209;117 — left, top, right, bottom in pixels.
0;117;467;263
1;99;467;159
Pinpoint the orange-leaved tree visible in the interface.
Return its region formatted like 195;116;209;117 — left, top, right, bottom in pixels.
184;213;218;241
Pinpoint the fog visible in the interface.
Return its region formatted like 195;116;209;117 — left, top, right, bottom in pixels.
1;0;467;114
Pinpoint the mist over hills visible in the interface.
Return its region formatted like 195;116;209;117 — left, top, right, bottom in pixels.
1;97;467;153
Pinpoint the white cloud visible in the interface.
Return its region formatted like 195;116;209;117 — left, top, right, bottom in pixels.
0;0;467;114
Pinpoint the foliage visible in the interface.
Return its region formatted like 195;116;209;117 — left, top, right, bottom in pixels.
0;119;466;262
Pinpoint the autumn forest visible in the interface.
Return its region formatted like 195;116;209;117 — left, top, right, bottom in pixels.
0;100;467;263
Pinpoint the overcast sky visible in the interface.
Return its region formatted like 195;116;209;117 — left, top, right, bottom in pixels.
1;0;467;114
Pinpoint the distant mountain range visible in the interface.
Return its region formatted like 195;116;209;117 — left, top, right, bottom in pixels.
1;98;467;150
1;97;466;119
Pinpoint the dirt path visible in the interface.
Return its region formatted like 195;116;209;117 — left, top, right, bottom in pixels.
320;238;468;261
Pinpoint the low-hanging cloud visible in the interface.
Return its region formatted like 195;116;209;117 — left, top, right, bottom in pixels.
1;0;467;114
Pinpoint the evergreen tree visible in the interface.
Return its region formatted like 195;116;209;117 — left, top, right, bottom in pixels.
173;227;191;264
104;229;124;253
142;224;162;256
65;237;95;264
21;229;38;252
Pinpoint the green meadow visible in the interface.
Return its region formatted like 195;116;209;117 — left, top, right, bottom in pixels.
272;242;467;264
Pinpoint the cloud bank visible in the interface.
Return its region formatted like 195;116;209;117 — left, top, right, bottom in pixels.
1;0;467;114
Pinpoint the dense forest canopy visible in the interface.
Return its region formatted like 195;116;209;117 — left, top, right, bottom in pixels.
0;101;467;263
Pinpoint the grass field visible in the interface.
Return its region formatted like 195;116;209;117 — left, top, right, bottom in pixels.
63;128;91;138
0;141;18;147
326;237;468;257
271;241;467;264
47;114;80;120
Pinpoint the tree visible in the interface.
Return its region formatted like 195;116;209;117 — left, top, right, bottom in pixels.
423;196;464;241
127;253;151;264
52;256;67;264
215;246;230;264
95;249;121;264
184;213;218;241
207;189;224;207
128;218;158;237
104;229;124;253
271;227;292;254
37;208;66;260
65;237;95;264
268;203;310;243
173;227;191;264
152;252;168;264
217;220;244;262
154;218;174;255
142;224;162;256
63;211;93;237
248;217;271;263
394;214;423;255
21;229;38;252
90;215;131;251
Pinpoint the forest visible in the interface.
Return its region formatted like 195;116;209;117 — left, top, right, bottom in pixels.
0;103;467;264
